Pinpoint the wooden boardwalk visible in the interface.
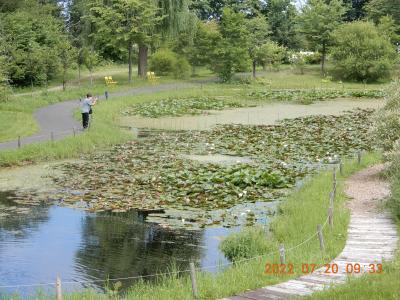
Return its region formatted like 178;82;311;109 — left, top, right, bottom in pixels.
222;166;398;300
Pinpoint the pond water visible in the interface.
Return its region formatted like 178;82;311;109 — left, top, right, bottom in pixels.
0;192;243;297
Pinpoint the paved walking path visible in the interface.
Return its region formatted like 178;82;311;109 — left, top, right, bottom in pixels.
0;82;198;150
223;164;398;300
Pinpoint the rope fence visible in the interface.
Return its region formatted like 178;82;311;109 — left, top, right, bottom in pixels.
0;153;362;299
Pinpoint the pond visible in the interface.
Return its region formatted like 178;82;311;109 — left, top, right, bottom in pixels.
0;192;246;297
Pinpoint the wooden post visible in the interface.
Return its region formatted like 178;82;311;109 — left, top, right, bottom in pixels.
279;244;286;265
73;127;76;137
357;151;361;164
328;206;334;230
18;136;21;148
330;191;334;207
51;132;54;142
317;224;325;251
339;160;343;176
56;276;62;300
333;166;337;184
189;262;199;299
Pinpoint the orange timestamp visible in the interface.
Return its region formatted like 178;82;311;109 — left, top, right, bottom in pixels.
264;263;383;275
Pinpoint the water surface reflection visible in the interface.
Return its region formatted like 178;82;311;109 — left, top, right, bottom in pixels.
0;192;236;296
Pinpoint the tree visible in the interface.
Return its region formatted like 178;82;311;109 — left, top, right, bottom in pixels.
377;16;400;44
190;0;264;20
255;41;286;71
89;0;163;82
59;41;77;91
210;8;250;81
298;0;347;74
330;21;397;82
262;0;299;49
244;16;270;78
1;3;70;86
342;0;369;21
366;0;400;26
81;47;100;85
184;21;220;75
0;35;11;101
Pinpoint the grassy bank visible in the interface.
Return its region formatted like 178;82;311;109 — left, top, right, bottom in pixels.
2;153;378;300
0;111;38;142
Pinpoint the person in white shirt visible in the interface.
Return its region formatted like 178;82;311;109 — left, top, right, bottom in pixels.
81;93;97;129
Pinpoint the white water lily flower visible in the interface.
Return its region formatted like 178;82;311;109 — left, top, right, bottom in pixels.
238;193;243;197
241;212;247;216
243;190;247;195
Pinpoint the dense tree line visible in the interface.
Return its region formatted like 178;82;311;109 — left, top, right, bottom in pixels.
0;0;398;88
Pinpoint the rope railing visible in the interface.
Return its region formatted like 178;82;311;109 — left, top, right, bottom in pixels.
0;153;357;299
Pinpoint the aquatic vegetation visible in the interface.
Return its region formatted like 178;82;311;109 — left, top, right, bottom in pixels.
202;109;375;162
247;89;385;104
46;109;376;229
122;97;244;118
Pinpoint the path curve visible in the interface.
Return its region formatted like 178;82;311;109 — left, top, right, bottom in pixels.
0;82;199;150
223;164;398;300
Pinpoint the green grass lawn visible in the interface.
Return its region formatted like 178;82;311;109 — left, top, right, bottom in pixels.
0;111;38;142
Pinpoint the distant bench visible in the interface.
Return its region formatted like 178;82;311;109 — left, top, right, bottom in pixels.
147;71;159;83
104;76;117;86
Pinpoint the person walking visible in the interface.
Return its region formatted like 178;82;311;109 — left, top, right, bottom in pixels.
81;93;97;129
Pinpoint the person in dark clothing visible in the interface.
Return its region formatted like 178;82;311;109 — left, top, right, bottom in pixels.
81;93;97;129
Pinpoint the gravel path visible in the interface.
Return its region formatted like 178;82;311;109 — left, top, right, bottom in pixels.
345;164;391;214
223;164;398;300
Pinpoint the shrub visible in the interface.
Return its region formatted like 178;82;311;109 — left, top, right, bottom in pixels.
303;52;322;64
374;82;400;218
149;49;178;76
289;52;306;74
388;149;400;220
219;226;274;261
373;82;400;152
0;63;11;102
173;57;190;79
256;41;286;71
330;21;397;82
150;49;191;79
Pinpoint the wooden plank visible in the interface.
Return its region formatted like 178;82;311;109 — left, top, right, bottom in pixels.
343;246;395;252
239;290;284;300
345;241;397;246
282;280;325;291
298;275;344;284
264;286;311;296
348;231;398;236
